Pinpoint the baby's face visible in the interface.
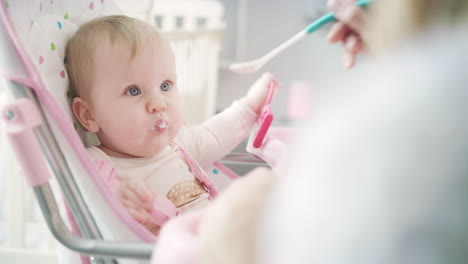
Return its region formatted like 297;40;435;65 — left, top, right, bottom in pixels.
87;38;184;158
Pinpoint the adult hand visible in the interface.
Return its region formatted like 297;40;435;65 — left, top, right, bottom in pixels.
327;0;370;69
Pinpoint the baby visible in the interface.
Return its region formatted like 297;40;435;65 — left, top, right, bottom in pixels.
65;15;275;233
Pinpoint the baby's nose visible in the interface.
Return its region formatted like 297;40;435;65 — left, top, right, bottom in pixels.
146;95;167;113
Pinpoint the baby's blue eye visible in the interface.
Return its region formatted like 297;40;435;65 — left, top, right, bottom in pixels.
160;82;171;92
126;86;141;96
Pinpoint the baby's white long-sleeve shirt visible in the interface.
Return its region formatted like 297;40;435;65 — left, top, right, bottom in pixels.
87;100;257;212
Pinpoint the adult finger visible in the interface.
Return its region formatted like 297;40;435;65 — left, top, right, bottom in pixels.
334;4;368;35
327;0;356;11
343;33;362;54
327;22;349;43
343;51;356;69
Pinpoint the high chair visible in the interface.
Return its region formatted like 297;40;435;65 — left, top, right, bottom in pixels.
0;1;271;263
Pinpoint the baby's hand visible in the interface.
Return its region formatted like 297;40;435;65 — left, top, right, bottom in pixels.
116;177;155;225
243;72;277;114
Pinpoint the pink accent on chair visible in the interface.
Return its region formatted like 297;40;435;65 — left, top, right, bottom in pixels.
64;199;91;264
213;161;239;180
253;80;276;148
1;98;51;187
95;160;120;194
151;193;181;226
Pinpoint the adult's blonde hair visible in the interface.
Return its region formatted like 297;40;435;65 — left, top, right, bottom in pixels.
369;0;468;52
65;15;161;98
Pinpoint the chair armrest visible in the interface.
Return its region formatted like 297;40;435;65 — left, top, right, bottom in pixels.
220;152;267;166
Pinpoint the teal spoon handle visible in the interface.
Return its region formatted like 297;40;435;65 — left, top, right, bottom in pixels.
305;0;371;34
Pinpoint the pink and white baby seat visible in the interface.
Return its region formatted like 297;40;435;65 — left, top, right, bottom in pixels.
0;0;294;263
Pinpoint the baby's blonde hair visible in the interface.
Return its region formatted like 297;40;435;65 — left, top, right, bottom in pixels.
369;0;468;52
65;15;161;98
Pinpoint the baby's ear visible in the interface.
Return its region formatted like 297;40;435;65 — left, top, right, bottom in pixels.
72;97;99;133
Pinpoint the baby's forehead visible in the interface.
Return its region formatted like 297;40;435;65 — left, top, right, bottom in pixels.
93;31;168;55
88;34;176;80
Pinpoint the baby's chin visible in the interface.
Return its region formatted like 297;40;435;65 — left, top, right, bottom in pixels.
141;148;166;157
110;143;168;158
119;133;177;158
138;143;171;157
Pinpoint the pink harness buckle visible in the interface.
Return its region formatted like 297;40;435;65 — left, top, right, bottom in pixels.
253;80;276;148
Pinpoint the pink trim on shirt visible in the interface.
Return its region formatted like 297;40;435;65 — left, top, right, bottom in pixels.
176;144;219;198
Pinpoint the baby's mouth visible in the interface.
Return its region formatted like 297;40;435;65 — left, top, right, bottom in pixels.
150;120;169;132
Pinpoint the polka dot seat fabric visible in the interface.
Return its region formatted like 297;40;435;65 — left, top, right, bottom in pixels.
5;0;120;141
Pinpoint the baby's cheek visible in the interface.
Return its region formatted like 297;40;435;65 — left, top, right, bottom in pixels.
169;120;182;140
168;100;184;128
103;112;140;138
106;115;132;132
119;126;147;153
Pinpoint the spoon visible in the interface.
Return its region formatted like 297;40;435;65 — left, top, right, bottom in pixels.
229;0;371;74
